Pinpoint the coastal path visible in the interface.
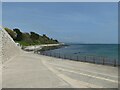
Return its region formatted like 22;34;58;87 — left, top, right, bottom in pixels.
2;51;118;88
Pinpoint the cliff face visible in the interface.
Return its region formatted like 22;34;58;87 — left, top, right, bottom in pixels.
0;27;22;64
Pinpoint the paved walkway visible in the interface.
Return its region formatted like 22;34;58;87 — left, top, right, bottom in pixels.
2;51;118;88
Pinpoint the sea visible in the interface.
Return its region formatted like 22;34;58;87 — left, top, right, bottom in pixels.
43;44;119;65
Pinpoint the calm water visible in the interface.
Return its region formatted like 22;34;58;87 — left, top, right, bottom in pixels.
44;44;118;59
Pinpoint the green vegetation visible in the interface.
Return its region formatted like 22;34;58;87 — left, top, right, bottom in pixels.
4;27;59;46
4;28;17;40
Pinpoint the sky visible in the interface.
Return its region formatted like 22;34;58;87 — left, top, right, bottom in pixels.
1;0;120;2
2;2;118;44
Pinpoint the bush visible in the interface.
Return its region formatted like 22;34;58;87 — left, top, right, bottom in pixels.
5;28;17;40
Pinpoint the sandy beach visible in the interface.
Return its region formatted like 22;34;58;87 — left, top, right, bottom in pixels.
2;51;118;88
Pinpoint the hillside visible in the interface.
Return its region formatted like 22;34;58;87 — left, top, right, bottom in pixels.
4;27;59;46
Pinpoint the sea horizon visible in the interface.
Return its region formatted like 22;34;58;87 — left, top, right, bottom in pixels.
64;42;118;45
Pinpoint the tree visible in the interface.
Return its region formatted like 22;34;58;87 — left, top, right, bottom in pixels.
13;28;23;41
30;32;39;40
22;33;31;41
51;38;53;40
42;34;50;40
54;39;58;43
43;34;46;37
5;27;59;46
4;28;17;40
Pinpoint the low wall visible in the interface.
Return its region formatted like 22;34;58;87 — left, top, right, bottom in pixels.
0;27;22;63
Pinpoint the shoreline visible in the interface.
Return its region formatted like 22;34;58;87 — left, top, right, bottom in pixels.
39;51;118;67
22;44;118;67
3;50;118;88
22;43;65;51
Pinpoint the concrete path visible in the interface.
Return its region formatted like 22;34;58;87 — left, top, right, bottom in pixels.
2;51;118;88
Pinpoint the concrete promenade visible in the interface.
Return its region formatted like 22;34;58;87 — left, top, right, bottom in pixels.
1;27;118;88
3;51;118;88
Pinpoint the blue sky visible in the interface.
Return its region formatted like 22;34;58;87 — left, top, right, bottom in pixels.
2;2;118;44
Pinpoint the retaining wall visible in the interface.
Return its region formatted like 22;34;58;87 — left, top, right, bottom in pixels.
0;27;22;63
0;28;2;90
0;28;2;65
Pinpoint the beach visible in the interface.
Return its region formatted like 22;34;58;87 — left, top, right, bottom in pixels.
3;51;118;88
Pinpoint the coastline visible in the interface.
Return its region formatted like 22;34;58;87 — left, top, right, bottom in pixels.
22;43;65;51
3;50;118;88
22;43;118;67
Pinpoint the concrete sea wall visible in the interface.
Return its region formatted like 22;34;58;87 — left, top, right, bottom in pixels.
0;27;22;89
0;28;2;65
0;27;22;63
0;27;2;90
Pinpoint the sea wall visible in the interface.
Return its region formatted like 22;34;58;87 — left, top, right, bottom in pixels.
0;27;22;63
0;28;2;90
0;28;2;65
